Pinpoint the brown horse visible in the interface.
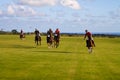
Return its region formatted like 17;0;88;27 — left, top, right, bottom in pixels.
20;30;25;40
47;29;54;48
35;35;41;45
53;28;60;48
54;35;60;48
20;34;25;40
86;39;95;53
47;35;54;48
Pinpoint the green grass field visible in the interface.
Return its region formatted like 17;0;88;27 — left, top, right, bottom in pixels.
0;35;120;80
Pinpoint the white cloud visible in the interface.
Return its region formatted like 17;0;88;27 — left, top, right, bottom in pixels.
60;0;81;10
82;0;95;2
7;4;36;17
20;0;57;6
8;5;15;15
20;0;81;10
38;12;48;17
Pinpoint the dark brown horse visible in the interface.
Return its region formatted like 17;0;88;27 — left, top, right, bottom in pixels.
54;35;60;48
20;34;25;40
86;39;95;53
20;30;25;40
53;28;60;48
34;29;41;45
47;35;54;48
47;29;54;48
35;35;41;45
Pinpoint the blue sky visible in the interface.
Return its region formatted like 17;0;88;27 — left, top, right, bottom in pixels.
0;0;120;33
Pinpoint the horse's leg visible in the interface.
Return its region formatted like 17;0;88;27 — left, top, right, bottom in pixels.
20;35;22;40
35;37;36;44
54;40;58;48
50;40;54;48
92;40;95;47
54;40;56;48
36;36;39;45
48;42;51;48
88;47;92;53
50;41;52;48
35;39;37;45
39;37;41;45
90;47;92;53
36;40;38;45
49;38;52;48
39;40;41;45
35;40;38;45
35;40;36;44
52;40;54;48
55;38;59;48
47;40;50;48
48;43;50;48
56;41;59;48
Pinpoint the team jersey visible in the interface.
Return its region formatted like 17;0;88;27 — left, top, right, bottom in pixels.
85;32;92;40
54;30;60;37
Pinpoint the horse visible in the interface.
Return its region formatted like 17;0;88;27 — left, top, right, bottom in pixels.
47;35;54;48
20;34;25;40
86;39;95;53
35;35;41;45
54;35;60;48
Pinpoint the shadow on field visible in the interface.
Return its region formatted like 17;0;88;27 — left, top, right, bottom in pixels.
33;50;72;54
11;44;35;49
0;44;34;49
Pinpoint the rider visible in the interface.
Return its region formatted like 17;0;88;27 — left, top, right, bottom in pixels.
20;29;25;39
46;28;53;48
35;29;40;37
54;28;60;48
20;29;23;35
35;29;41;45
84;30;95;53
54;28;60;40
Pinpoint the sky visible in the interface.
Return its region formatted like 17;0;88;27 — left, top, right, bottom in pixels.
0;0;120;33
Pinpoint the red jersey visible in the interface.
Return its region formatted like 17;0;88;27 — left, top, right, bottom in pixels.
85;32;92;40
85;32;91;37
55;30;59;34
54;29;60;37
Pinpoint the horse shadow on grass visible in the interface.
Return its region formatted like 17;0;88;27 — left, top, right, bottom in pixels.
32;50;73;54
11;44;35;49
0;44;32;49
6;44;72;53
32;50;86;54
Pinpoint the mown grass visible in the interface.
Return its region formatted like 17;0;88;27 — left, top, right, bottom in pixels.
0;35;120;80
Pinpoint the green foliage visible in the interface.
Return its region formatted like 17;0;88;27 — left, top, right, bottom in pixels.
0;35;120;80
11;29;18;34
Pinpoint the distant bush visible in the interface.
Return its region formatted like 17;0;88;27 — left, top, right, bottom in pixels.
11;29;19;34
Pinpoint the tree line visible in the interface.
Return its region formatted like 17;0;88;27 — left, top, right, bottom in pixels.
0;29;120;38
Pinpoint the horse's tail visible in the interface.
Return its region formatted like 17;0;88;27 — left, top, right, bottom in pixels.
91;40;95;47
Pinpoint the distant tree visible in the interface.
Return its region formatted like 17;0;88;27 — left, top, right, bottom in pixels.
11;29;18;34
